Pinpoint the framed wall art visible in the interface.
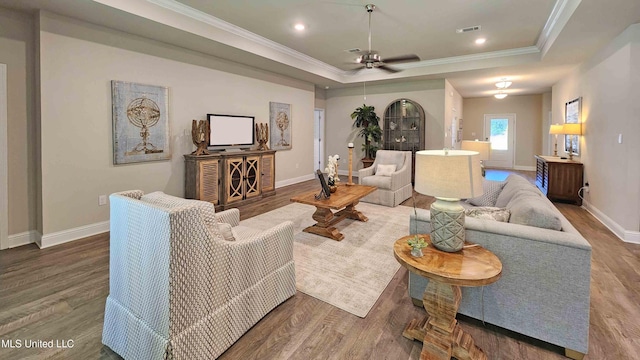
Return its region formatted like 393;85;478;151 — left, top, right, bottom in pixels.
112;81;171;164
269;102;291;150
564;97;581;156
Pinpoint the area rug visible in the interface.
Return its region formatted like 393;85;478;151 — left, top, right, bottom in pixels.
238;202;414;317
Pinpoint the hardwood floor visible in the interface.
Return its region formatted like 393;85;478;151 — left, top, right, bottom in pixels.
0;169;638;359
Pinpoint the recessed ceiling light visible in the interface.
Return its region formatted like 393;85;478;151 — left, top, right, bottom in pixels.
475;38;486;45
325;86;330;89
294;23;305;31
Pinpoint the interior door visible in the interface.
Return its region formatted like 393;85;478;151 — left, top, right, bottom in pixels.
483;114;515;169
0;64;7;250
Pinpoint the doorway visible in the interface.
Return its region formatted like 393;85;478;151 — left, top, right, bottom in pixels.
1;64;8;250
314;109;325;172
483;114;515;169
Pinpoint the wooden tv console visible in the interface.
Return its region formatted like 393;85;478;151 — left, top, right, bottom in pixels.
184;150;276;210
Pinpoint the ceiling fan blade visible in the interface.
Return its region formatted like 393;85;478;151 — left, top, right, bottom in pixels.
382;54;421;64
377;64;400;73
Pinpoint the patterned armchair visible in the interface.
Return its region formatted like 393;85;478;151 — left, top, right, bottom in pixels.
358;150;413;207
102;190;296;360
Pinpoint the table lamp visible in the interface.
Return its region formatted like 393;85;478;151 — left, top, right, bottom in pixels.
562;123;582;161
415;149;483;252
549;124;564;157
461;140;491;176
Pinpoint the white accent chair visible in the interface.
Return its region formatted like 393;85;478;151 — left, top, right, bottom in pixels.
102;190;296;360
358;150;413;207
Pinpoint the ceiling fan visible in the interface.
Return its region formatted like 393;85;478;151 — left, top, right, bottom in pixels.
350;4;420;73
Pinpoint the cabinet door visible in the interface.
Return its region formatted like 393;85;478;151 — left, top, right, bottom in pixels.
226;157;244;203
261;153;275;192
244;155;261;198
199;160;219;204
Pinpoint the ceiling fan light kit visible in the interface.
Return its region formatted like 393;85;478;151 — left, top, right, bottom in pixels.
349;4;420;73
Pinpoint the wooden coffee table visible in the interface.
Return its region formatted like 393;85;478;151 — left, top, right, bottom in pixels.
290;184;376;241
393;234;502;360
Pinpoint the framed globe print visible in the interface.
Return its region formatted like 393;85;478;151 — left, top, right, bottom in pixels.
112;81;171;164
269;102;292;150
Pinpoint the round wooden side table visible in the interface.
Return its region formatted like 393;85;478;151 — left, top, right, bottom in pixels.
393;234;502;360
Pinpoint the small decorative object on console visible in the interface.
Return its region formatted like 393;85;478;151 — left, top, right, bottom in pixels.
191;119;210;156
325;154;341;186
407;235;428;257
255;123;269;150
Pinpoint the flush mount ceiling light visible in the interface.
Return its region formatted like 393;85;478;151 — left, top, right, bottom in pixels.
495;78;512;89
475;38;486;45
494;91;508;99
294;23;305;31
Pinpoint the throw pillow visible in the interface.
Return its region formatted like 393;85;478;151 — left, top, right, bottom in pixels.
509;197;563;231
466;178;507;207
465;207;511;222
217;223;236;241
376;164;397;176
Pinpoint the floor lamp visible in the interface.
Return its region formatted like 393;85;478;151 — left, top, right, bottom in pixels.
414;149;483;252
549;124;563;157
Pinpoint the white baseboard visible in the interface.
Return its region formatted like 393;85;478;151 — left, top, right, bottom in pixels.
275;173;315;189
582;200;640;244
513;165;536;171
38;221;109;249
6;230;38;249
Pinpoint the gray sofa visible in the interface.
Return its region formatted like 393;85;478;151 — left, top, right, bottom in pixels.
409;174;591;359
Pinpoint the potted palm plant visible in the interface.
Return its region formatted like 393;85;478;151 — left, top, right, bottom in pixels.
351;104;382;168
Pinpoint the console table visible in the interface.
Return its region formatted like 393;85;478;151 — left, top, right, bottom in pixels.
534;155;583;205
184;150;276;210
394;235;502;360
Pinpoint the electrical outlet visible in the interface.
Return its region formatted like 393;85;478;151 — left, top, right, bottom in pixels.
99;195;107;206
295;163;299;169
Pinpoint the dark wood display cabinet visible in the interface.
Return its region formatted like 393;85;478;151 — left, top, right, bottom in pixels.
535;155;584;205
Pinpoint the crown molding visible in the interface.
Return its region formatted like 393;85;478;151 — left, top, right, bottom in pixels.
536;0;582;56
397;46;541;70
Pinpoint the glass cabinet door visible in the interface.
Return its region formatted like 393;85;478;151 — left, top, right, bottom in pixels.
383;99;425;153
383;99;425;182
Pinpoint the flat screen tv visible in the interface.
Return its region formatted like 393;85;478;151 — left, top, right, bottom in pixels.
207;114;255;150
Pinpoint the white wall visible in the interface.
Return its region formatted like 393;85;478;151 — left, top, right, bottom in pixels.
0;8;35;239
324;80;445;171
463;94;543;169
553;23;640;241
37;12;315;242
444;79;463;149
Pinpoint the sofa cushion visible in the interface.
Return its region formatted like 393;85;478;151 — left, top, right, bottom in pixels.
467;178;506;206
495;174;539;207
376;164;397;176
508;196;563;230
465;207;511;222
361;175;392;190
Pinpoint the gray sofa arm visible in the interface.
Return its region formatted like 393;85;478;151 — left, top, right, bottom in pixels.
409;208;591;354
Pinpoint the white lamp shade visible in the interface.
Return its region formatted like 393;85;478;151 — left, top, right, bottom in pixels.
415;150;483;199
461;140;491;160
562;123;582;135
549;124;564;135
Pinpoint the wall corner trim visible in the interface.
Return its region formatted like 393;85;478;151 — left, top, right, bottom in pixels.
38;221;109;248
